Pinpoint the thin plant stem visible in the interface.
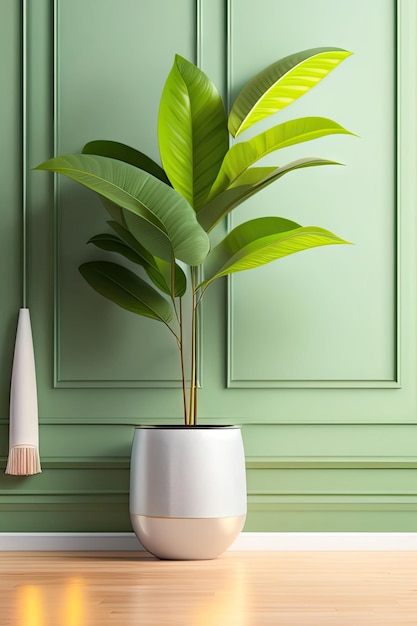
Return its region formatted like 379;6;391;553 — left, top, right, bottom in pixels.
192;296;198;426
178;298;189;425
169;253;188;423
189;268;198;425
164;321;180;344
170;253;180;323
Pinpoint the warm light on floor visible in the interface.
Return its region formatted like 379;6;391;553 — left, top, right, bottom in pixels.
18;579;86;626
193;561;249;626
65;579;85;626
19;586;42;626
4;552;417;625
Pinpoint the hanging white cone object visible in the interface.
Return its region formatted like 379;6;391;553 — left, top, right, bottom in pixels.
5;308;41;475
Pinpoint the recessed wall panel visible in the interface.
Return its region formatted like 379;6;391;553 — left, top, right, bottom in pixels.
55;0;196;386
228;0;397;387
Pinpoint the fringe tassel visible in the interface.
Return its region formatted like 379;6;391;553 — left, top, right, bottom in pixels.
5;445;41;476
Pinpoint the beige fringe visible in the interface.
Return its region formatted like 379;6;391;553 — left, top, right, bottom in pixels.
5;445;41;476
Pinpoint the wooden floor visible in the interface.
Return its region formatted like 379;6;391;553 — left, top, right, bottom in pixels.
0;551;416;625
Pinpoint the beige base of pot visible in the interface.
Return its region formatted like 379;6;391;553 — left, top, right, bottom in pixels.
131;514;246;560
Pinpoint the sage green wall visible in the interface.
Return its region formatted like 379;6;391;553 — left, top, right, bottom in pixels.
1;0;416;532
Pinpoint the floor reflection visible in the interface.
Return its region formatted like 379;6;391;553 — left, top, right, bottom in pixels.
12;555;248;625
192;561;249;625
18;586;43;626
18;579;86;626
64;579;85;626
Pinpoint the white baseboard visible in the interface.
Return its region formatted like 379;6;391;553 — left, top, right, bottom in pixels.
231;532;417;551
0;532;416;551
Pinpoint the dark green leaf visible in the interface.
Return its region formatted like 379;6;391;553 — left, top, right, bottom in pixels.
89;220;184;300
88;233;146;265
82;140;171;185
35;154;210;265
79;261;173;323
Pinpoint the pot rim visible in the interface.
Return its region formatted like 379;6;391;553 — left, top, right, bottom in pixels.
134;424;240;430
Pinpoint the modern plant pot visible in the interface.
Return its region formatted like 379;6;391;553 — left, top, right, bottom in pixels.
130;425;247;560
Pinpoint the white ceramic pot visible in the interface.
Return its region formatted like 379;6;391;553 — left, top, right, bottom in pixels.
130;425;247;560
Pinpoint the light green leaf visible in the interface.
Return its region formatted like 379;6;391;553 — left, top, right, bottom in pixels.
209;117;353;197
82;140;171;185
198;158;339;232
35;154;210;265
158;54;229;210
228;47;352;137
202;217;350;286
79;261;174;323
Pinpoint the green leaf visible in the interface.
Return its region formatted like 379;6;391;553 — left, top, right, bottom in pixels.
35;154;210;265
107;221;187;297
100;197;128;227
209;117;353;197
107;221;156;266
89;228;187;297
202;217;350;286
148;258;187;298
82;140;171;185
79;261;174;323
228;48;352;137
88;233;146;265
198;158;339;232
158;54;229;210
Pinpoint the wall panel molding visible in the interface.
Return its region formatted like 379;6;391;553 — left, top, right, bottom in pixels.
226;0;403;391
51;0;200;389
222;0;417;430
246;456;417;470
3;454;417;471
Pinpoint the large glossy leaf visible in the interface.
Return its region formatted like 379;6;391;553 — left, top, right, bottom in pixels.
198;158;339;232
79;261;174;323
82;140;171;185
158;54;229;210
36;154;210;265
209;117;353;197
202;217;349;286
228;48;352;137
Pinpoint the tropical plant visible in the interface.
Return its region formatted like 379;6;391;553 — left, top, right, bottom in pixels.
36;48;354;425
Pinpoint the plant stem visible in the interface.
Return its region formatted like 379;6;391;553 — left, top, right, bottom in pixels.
170;253;180;324
178;298;189;425
189;268;198;425
169;253;188;424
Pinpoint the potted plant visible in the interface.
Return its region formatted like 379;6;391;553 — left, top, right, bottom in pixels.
36;48;354;559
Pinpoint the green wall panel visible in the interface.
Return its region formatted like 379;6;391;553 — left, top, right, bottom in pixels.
0;0;416;534
245;504;417;532
0;0;23;419
228;0;397;388
0;500;131;532
55;0;196;388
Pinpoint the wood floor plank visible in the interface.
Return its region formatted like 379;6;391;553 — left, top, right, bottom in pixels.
0;551;416;625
